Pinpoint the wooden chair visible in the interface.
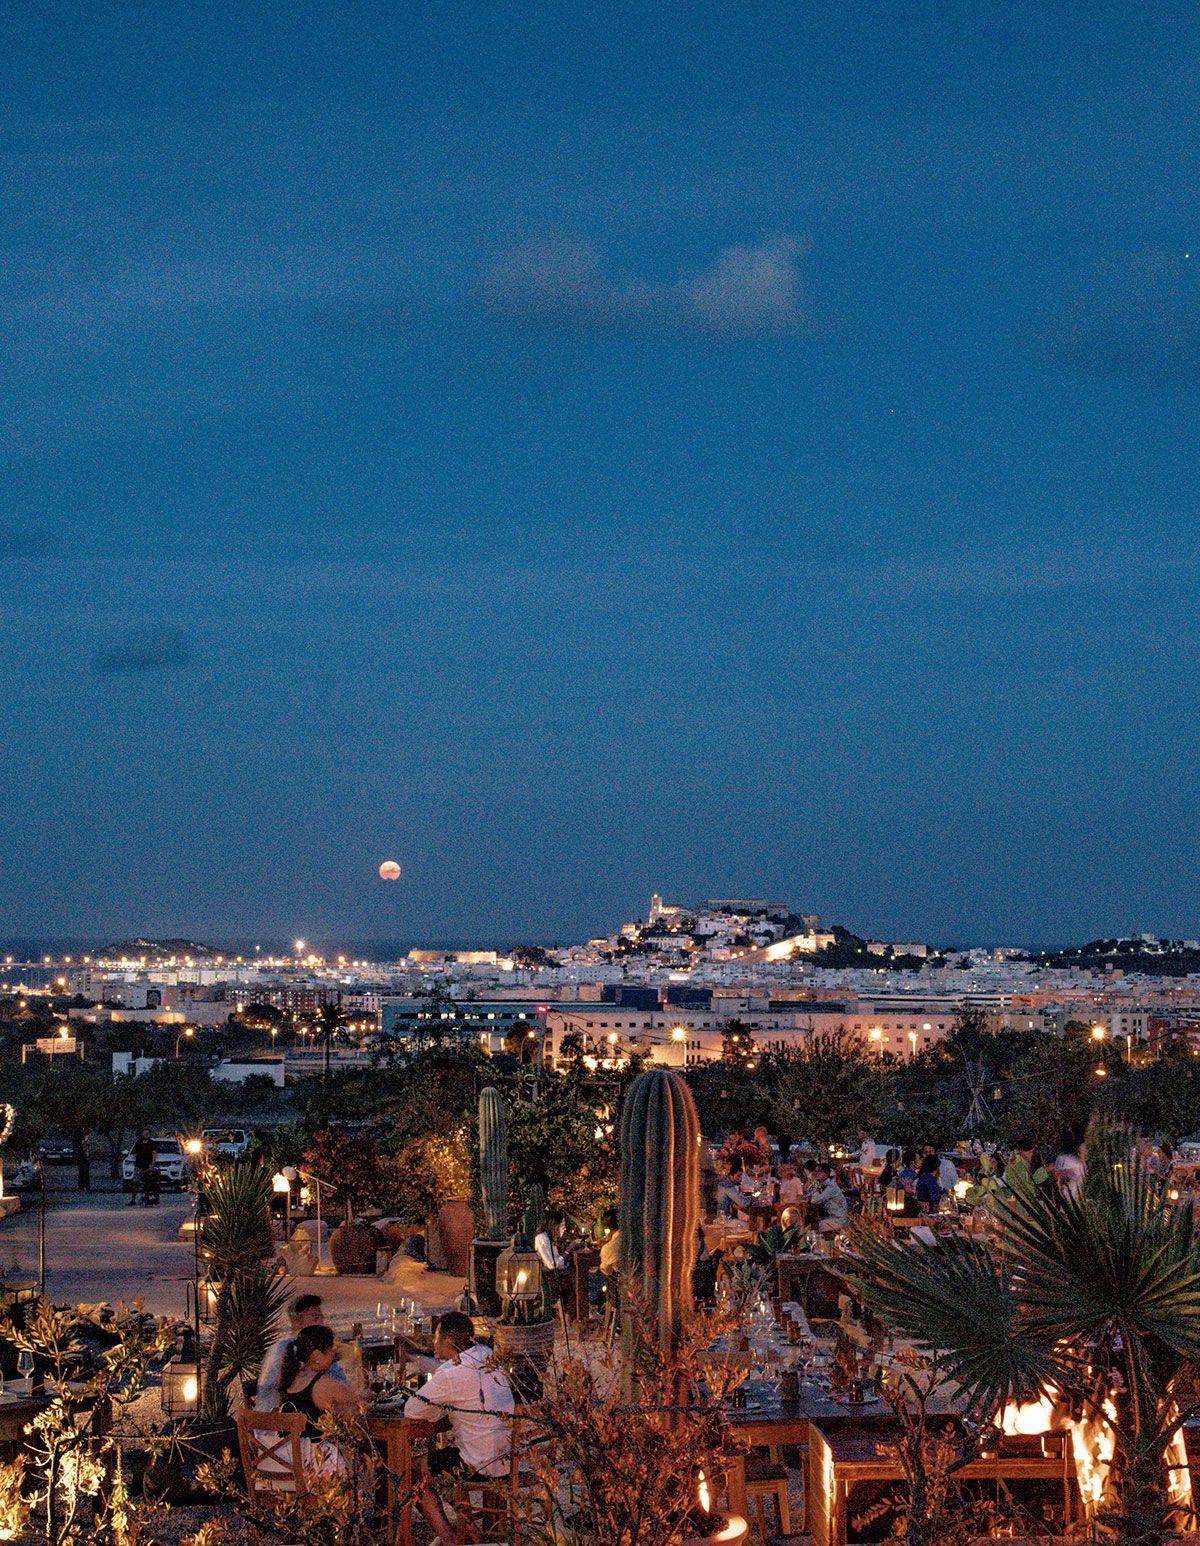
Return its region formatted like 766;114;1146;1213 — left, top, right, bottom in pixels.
448;1412;552;1546
745;1450;793;1538
235;1409;309;1503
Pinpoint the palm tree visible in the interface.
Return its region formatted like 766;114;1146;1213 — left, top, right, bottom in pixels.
309;1001;350;1081
850;1121;1200;1546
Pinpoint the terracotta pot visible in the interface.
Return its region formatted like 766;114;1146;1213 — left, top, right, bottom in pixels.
683;1515;747;1546
437;1198;474;1276
329;1219;380;1275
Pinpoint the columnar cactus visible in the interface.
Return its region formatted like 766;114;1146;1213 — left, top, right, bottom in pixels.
523;1181;546;1238
478;1086;509;1241
618;1066;700;1351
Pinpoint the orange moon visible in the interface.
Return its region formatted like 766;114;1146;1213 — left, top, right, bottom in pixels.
378;860;402;881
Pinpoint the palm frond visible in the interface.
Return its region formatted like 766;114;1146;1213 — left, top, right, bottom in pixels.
200;1164;274;1277
995;1123;1200;1364
847;1223;1060;1413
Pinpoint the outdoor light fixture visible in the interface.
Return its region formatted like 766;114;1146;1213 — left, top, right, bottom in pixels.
272;1166;297;1242
886;1182;906;1214
160;1328;200;1418
496;1231;543;1306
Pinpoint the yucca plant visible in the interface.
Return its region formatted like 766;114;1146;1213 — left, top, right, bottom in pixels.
199;1163;276;1420
849;1120;1200;1546
218;1263;291;1404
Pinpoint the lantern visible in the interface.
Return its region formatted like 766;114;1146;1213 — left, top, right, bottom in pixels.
496;1231;542;1306
160;1329;199;1418
886;1182;906;1214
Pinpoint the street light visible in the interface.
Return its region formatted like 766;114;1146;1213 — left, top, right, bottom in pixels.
1091;1025;1107;1042
175;1028;195;1057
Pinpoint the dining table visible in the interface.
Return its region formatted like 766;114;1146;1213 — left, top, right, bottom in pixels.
721;1375;893;1525
807;1413;1076;1546
368;1400;444;1546
0;1389;53;1458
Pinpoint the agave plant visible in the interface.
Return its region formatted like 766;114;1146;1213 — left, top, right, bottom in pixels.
743;1220;803;1272
849;1120;1200;1546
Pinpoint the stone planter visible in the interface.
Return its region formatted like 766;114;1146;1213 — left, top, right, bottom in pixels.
492;1317;556;1400
469;1239;507;1315
437;1198;473;1276
329;1220;380;1275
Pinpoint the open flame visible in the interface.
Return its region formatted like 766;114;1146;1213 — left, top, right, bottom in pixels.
999;1393;1056;1436
697;1469;711;1516
1166;1417;1194;1514
1070;1395;1117;1510
999;1386;1119;1517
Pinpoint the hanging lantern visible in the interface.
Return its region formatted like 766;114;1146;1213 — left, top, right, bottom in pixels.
886;1182;906;1214
160;1329;200;1418
496;1231;542;1305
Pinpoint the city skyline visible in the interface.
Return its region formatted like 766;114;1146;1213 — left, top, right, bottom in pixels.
4;3;1200;945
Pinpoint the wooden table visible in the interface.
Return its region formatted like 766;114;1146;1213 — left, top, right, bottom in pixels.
0;1390;52;1457
368;1406;418;1546
722;1378;966;1530
723;1381;886;1526
808;1416;1075;1546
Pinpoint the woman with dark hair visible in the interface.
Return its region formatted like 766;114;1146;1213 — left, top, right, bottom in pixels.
915;1153;943;1212
279;1324;362;1474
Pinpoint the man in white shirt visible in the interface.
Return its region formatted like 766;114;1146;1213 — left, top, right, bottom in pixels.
937;1153;959;1193
256;1293;346;1411
403;1311;515;1544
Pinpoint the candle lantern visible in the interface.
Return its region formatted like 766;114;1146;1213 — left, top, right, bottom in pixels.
496;1231;542;1306
160;1329;200;1418
886;1182;906;1214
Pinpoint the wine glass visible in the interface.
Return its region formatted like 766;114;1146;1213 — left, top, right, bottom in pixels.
16;1352;32;1393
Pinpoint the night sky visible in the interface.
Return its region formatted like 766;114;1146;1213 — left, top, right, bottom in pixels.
3;2;1200;950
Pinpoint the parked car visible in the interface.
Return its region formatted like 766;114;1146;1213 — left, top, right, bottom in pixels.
36;1135;75;1164
120;1138;187;1191
201;1128;249;1160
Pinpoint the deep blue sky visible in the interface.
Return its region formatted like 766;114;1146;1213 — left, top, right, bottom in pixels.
3;1;1200;949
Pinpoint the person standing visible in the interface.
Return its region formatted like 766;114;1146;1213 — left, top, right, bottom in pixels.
128;1131;155;1206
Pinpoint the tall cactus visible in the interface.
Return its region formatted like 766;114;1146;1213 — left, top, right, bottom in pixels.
478;1086;509;1241
618;1066;700;1352
523;1181;546;1239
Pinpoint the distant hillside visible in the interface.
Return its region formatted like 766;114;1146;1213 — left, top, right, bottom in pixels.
1035;936;1200;977
95;938;220;963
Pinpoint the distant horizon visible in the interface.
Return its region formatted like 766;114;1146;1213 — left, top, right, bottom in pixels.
0;922;1188;965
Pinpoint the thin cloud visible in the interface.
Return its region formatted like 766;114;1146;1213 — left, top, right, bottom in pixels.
477;231;819;339
0;525;51;558
1045;249;1200;383
92;625;192;676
